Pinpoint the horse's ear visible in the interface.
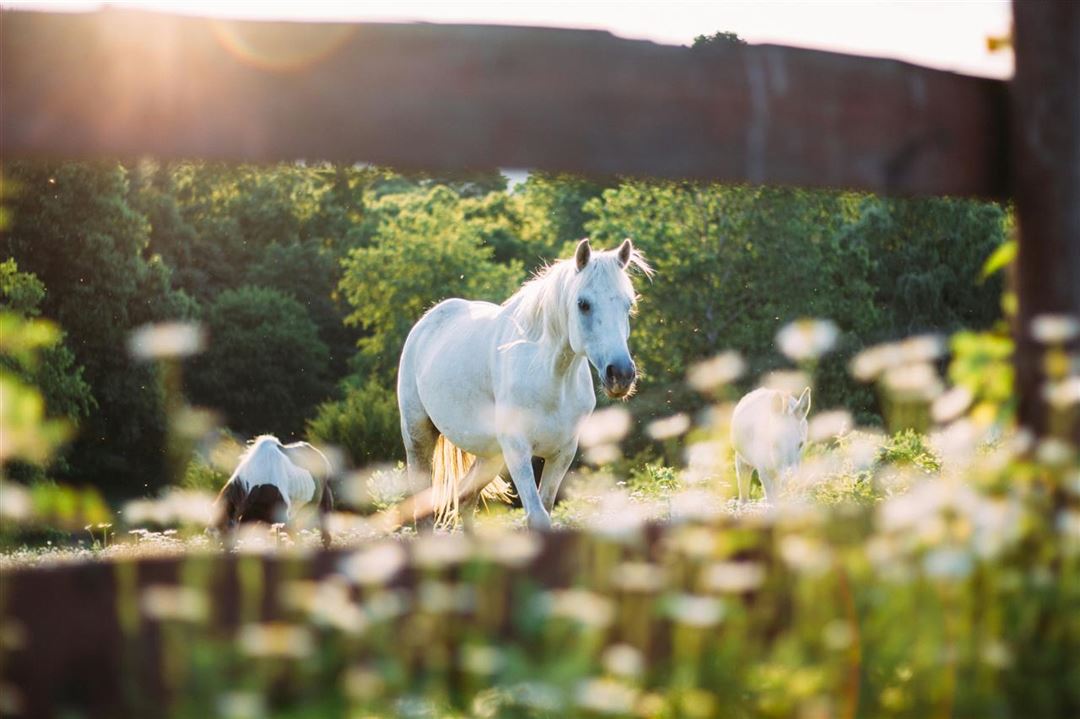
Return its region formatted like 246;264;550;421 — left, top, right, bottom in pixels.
792;387;811;419
617;238;633;268
575;238;592;272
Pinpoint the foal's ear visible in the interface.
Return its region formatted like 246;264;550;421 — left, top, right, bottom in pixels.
617;238;634;268
792;387;812;419
575;238;592;271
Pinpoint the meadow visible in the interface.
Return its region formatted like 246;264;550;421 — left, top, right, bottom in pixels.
2;162;1078;718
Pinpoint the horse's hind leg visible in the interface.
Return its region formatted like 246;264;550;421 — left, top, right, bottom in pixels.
400;403;438;529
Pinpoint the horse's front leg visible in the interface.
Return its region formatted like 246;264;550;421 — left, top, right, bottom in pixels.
498;436;551;531
538;442;577;514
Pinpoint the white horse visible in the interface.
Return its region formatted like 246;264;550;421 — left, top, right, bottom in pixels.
211;435;335;546
397;238;651;530
730;387;811;502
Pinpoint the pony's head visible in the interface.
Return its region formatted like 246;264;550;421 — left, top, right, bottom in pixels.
568;238;651;398
775;387;812;471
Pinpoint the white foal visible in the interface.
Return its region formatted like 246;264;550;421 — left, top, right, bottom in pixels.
731;387;811;502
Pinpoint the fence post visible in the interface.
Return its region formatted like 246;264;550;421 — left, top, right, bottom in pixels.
1011;0;1080;443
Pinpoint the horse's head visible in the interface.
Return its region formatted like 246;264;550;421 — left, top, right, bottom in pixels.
567;238;650;399
776;387;812;471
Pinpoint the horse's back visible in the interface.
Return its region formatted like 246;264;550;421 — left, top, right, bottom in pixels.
232;436;317;510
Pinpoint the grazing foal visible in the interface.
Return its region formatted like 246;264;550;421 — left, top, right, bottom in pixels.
211;435;334;547
731;387;811;503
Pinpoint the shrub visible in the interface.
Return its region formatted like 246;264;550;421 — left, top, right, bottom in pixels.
187;286;331;438
307;378;402;467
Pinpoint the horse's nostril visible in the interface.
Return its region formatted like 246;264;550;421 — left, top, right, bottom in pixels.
605;364;617;383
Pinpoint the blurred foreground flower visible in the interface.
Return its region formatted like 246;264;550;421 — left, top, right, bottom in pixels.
646;413;691;440
882;362;943;401
128;322;205;360
217;691;265;719
850;335;945;382
932;386;975;424
576;677;640;715
579;407;632;448
703;561;766;593
602;643;645;679
238;622;314;659
543;588;615;628
340;541;407;586
776;318;839;362
666;594;725;627
762;370;811;396
473;527;541;567
808;410;853;443
1030;313;1080;344
1043;376;1080;409
687;351;745;393
0;482;31;523
412;532;472;569
141;585;208;622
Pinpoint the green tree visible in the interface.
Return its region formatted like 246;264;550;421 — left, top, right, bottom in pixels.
307;378;401;466
853;196;1006;338
339;186;523;383
691;31;747;49
586;182;880;414
4;162;195;494
187;286;331;438
0;259;95;424
512;173;610;272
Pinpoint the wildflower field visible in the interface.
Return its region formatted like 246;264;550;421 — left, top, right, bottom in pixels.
3;315;1079;719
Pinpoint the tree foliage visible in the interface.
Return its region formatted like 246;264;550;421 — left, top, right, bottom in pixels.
586;183;882;413
3;162;195;494
0;259;95;424
307;378;401;467
3;158;1007;496
187;286;331;438
338;186;524;382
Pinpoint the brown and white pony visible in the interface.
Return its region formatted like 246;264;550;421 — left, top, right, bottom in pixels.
212;435;334;547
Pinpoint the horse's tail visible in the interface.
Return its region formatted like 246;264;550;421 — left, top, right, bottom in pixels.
431;435;515;528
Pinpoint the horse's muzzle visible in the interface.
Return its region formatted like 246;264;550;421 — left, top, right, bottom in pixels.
603;360;637;398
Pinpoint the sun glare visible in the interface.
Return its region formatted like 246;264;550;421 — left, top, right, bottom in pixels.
4;0;1013;78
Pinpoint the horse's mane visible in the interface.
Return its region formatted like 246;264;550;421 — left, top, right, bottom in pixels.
505;246;652;343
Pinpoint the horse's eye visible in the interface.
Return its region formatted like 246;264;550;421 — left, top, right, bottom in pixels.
578;299;591;313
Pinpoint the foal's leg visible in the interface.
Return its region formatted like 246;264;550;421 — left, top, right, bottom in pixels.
758;469;778;503
498;436;551;531
538;443;577;514
735;454;753;503
318;481;334;549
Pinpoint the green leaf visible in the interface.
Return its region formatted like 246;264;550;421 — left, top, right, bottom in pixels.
980;239;1016;281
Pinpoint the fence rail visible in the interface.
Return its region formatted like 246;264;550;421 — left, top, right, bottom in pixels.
2;8;1009;199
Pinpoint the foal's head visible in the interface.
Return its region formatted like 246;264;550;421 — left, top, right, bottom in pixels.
567;238;651;399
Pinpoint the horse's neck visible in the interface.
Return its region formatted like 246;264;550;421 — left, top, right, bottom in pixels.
498;302;586;385
552;338;584;378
